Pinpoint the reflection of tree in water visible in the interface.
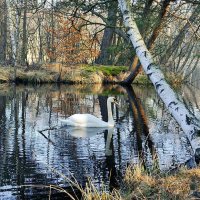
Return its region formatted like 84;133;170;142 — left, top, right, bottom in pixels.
0;88;51;199
125;85;196;170
125;86;155;169
0;94;7;185
150;108;196;169
98;96;108;122
104;128;120;191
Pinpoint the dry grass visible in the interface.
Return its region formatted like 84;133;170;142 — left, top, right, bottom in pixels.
81;180;122;200
21;160;200;200
0;66;12;82
165;72;184;89
0;64;153;84
123;164;200;200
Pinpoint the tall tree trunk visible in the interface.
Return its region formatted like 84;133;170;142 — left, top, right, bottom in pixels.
123;0;171;84
7;0;20;81
118;0;200;159
0;0;7;63
95;1;118;65
21;0;28;65
38;17;43;63
50;0;55;63
7;0;17;77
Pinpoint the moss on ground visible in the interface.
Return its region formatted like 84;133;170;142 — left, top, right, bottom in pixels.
83;64;128;76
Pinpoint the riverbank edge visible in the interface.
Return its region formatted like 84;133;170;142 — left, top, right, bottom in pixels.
0;64;151;85
120;164;200;200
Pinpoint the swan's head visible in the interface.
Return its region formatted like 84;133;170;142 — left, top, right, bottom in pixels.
108;97;119;105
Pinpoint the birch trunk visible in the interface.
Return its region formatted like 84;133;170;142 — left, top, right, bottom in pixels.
118;0;200;159
123;0;171;84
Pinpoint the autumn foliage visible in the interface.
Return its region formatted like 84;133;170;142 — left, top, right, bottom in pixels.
46;16;100;65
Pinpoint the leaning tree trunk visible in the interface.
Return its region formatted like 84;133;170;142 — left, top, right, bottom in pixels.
118;0;200;159
123;0;172;84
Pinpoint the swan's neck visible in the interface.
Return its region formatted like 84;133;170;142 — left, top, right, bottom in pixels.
107;101;114;126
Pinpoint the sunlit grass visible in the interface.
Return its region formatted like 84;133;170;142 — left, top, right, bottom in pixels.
0;66;12;82
0;64;186;86
0;64;151;84
123;164;200;200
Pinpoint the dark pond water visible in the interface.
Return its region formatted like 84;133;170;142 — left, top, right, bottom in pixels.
0;84;199;199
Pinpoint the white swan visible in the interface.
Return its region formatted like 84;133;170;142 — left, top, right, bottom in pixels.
64;127;107;138
60;97;118;127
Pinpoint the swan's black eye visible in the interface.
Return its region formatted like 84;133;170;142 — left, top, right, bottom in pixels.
114;98;117;102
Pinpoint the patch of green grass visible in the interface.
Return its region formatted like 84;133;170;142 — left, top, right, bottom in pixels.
133;73;151;85
82;64;128;76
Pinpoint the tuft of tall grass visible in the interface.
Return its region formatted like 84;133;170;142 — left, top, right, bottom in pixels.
0;66;12;82
123;163;200;200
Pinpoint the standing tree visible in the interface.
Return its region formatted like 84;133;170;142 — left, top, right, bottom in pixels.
95;0;118;64
0;0;7;64
21;0;28;65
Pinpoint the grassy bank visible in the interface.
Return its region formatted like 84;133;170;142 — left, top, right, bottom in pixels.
0;64;150;84
77;164;200;200
27;164;200;200
122;164;200;200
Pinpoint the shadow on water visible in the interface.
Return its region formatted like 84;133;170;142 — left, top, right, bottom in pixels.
0;83;199;199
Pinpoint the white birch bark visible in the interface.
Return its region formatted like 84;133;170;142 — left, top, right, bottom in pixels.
118;0;200;158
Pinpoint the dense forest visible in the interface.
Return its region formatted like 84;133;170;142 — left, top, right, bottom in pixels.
0;0;199;83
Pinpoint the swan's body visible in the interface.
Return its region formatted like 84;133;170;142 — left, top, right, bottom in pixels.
62;127;107;138
60;114;111;127
60;97;118;127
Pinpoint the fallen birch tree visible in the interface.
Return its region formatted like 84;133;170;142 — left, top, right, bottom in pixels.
118;0;200;160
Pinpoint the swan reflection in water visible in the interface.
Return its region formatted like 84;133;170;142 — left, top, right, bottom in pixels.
60;126;114;156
